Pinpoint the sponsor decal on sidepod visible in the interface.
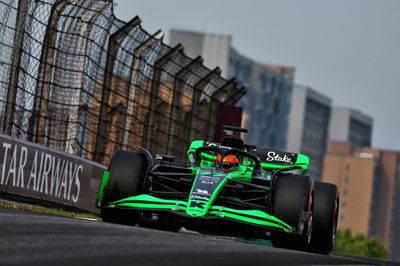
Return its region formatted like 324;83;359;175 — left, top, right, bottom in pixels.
266;151;292;164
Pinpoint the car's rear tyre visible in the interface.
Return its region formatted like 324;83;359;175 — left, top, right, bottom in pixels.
307;181;339;254
100;150;148;225
271;174;313;250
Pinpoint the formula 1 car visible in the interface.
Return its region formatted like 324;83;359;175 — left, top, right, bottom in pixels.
96;126;339;254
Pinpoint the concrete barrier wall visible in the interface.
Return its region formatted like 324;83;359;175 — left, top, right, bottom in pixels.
0;134;105;214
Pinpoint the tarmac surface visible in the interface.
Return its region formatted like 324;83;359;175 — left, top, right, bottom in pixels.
0;207;398;266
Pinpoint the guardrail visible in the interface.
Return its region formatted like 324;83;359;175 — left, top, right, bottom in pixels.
0;133;105;214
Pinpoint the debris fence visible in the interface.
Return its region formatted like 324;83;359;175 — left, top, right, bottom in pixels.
0;0;245;164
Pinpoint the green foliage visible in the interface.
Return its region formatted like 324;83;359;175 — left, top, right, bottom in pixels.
333;229;389;259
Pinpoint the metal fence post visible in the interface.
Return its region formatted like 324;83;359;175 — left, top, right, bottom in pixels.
3;0;29;135
223;85;246;106
35;0;72;144
143;44;183;150
94;16;141;163
166;56;203;154
122;30;164;150
66;0;109;155
188;67;221;142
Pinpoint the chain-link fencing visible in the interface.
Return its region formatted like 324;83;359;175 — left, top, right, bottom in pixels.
0;0;245;164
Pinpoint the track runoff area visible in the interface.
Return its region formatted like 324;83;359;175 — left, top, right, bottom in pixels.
1;207;398;266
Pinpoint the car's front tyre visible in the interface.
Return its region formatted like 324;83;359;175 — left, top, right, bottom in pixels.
100;150;148;225
307;181;339;254
271;174;314;250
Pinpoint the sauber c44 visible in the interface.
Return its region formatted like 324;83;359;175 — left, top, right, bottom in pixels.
96;126;339;253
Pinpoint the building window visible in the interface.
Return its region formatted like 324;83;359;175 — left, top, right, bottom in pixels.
269;133;276;148
262;92;269;105
235;61;241;76
259;71;268;91
344;165;350;183
273;98;279;113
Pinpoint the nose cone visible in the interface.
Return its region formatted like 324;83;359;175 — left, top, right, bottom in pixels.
186;200;208;217
187;210;204;217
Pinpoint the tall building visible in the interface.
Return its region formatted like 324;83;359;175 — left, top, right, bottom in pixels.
286;85;332;180
169;30;231;77
329;107;373;147
169;29;295;150
322;142;400;261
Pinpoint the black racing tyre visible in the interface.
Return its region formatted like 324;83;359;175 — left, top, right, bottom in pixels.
100;150;148;225
271;174;313;250
307;181;339;254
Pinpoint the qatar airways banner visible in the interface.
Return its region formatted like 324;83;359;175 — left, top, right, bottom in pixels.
0;134;105;213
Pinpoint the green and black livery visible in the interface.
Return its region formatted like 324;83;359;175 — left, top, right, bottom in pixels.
96;126;339;254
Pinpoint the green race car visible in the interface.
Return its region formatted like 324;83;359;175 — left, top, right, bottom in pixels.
96;125;339;254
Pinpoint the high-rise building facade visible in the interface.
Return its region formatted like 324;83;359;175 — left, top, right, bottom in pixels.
169;29;294;150
286;85;332;180
329;107;373;147
322;142;400;261
169;30;231;77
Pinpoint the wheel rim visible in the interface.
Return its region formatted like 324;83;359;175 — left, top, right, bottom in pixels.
307;215;313;245
306;191;313;245
332;196;339;245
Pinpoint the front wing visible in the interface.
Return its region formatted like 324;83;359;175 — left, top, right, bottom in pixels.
101;194;296;233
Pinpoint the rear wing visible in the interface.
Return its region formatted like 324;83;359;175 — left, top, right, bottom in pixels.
250;149;309;174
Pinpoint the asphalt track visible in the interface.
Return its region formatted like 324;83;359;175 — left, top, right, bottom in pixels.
0;207;398;266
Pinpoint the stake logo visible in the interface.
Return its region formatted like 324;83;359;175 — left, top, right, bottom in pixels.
266;151;293;164
252;149;298;165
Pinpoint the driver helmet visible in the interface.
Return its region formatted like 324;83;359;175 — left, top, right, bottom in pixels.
222;154;239;170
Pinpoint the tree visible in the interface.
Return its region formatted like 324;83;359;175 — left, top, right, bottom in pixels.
333;229;389;259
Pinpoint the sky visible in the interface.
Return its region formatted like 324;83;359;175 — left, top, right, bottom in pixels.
114;0;400;150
